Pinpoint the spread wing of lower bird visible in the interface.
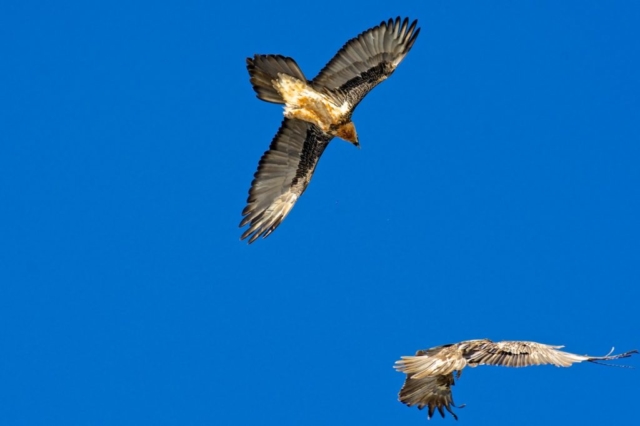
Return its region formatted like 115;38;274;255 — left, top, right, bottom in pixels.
240;17;420;243
394;339;637;420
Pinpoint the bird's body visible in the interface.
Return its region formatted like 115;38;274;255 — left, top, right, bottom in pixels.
395;339;637;420
271;73;356;142
240;17;420;243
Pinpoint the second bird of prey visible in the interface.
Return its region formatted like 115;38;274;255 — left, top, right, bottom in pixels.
394;339;637;420
240;17;420;243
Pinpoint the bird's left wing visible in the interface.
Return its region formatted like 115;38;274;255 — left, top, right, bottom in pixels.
312;17;420;108
464;341;637;368
240;118;332;243
398;371;460;420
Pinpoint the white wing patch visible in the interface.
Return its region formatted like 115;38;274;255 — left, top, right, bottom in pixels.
259;192;298;229
242;192;299;243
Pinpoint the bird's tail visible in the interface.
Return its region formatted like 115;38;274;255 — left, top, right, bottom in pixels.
246;54;307;104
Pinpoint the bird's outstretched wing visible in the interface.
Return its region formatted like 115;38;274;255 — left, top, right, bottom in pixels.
465;340;639;368
312;17;420;108
240;119;332;243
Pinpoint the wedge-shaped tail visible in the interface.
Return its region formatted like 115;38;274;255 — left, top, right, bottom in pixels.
246;54;307;104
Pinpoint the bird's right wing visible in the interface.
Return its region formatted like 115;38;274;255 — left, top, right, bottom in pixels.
398;372;460;420
240;119;332;243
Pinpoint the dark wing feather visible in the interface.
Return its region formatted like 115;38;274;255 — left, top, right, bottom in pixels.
398;370;459;420
312;17;420;107
240;119;332;243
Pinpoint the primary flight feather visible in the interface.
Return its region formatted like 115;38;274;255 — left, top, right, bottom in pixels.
240;17;420;243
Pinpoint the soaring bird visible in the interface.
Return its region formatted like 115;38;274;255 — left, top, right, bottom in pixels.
239;17;420;243
394;339;637;420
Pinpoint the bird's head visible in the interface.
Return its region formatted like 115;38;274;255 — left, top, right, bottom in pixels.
335;122;360;149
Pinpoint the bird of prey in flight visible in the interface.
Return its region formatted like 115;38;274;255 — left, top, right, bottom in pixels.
394;339;637;420
240;17;420;243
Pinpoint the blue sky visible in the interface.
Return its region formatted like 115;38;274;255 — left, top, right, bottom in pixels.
1;1;638;424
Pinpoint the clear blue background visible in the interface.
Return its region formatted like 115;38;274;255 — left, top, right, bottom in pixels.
1;1;638;424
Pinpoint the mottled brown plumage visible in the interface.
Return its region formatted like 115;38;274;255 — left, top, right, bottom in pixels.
395;339;637;420
240;17;420;243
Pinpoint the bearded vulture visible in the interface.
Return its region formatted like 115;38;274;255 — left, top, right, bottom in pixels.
394;339;637;420
239;17;420;243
